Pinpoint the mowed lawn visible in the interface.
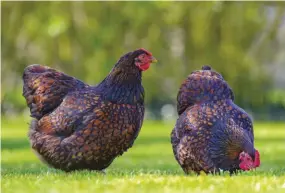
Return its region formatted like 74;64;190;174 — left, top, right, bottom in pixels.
1;116;285;193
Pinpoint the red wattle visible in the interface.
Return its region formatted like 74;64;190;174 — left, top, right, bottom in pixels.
138;63;150;71
239;161;253;171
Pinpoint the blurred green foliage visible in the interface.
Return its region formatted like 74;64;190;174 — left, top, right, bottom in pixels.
1;1;285;119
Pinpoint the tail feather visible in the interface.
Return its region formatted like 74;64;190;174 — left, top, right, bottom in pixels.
23;64;88;120
177;66;234;115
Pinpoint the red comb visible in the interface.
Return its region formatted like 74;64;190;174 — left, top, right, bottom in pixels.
139;48;152;56
254;150;260;167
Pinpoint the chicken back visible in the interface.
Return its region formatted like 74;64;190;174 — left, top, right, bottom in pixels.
171;65;260;174
22;48;157;172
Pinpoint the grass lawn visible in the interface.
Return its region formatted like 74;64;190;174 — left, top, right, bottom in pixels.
1;116;285;193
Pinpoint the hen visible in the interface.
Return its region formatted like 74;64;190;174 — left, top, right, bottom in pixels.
171;65;260;174
22;48;157;172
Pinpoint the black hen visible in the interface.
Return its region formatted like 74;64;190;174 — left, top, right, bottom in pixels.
171;66;260;174
22;48;157;172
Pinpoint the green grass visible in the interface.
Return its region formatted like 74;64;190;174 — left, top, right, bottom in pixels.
1;116;285;193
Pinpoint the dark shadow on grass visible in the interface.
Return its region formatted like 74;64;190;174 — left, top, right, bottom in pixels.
1;138;30;150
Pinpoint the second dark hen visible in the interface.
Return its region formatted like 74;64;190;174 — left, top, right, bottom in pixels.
22;48;157;172
171;66;260;174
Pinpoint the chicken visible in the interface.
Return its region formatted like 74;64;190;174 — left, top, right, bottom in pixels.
171;65;260;174
22;48;157;172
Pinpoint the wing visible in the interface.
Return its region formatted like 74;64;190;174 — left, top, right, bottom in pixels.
22;64;89;119
230;103;254;142
36;90;100;137
177;68;234;115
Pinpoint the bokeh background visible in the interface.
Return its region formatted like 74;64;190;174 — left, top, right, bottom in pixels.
2;1;285;122
2;2;285;193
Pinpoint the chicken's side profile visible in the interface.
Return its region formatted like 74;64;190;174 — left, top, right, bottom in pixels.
171;65;260;174
22;48;157;172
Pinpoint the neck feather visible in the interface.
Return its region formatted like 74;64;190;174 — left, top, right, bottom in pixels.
98;67;144;104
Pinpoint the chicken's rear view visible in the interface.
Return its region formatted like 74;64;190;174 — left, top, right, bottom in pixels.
22;48;157;172
171;66;260;174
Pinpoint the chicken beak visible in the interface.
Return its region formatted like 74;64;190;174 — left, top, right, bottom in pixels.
151;56;158;64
